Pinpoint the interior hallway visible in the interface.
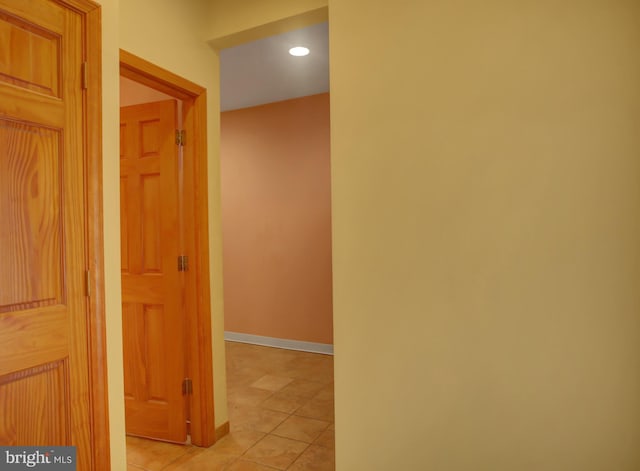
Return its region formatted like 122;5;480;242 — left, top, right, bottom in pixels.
126;341;335;470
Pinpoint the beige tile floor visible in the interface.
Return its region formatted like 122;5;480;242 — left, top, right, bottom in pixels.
126;341;335;470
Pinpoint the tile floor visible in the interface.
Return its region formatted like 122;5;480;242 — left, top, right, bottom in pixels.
126;341;335;470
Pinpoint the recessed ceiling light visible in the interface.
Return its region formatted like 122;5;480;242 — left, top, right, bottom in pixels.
289;46;310;57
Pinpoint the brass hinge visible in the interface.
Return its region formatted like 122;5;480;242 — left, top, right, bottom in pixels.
182;378;193;395
175;129;185;146
85;270;91;297
177;255;189;272
81;62;88;90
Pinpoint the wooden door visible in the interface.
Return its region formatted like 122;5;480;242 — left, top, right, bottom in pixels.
0;0;95;467
120;100;187;443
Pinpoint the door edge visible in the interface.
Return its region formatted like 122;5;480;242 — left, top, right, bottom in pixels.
78;1;111;469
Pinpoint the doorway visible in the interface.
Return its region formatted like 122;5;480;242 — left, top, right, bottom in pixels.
215;21;336;468
120;51;220;446
218;22;334;355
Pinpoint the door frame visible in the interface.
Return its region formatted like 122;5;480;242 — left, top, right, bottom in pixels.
73;0;111;468
119;50;216;446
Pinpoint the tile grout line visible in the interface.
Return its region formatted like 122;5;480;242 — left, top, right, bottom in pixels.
237;380;328;470
285;441;313;470
130;343;334;470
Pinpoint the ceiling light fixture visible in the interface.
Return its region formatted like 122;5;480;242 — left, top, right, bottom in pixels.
289;46;310;57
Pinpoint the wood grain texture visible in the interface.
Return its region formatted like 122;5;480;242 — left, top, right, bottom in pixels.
0;120;63;312
119;50;205;101
141;173;161;273
120;176;129;271
122;302;169;404
0;6;72;454
120;50;215;447
60;6;92;467
184;92;216;446
0;4;61;97
120;99;187;443
0;311;69;375
0;0;108;469
76;2;111;469
0;360;70;446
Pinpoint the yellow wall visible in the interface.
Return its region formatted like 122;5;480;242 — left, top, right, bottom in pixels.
98;0;227;468
118;0;228;432
204;0;327;48
99;0;640;469
329;0;640;470
94;1;126;469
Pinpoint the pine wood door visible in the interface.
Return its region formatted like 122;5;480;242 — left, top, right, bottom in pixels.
120;100;187;443
0;0;95;467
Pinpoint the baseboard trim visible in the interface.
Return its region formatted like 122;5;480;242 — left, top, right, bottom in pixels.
214;421;230;442
224;331;334;355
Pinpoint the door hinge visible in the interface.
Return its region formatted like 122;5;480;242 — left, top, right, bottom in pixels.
85;270;91;297
81;62;88;90
175;129;185;146
178;255;189;272
182;378;193;395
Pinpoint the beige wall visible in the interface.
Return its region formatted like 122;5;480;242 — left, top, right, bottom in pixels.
117;0;229;439
330;0;640;470
99;0;640;469
94;1;125;469
205;0;327;48
221;94;333;344
98;0;227;468
101;0;319;467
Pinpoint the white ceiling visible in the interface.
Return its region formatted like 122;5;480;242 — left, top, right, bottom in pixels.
220;22;329;112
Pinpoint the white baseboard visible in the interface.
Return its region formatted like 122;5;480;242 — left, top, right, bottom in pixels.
224;331;333;355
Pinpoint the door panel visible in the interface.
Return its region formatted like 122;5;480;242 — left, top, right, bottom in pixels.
0;0;92;466
0;121;63;313
0;7;61;97
120;99;187;443
0;360;70;446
